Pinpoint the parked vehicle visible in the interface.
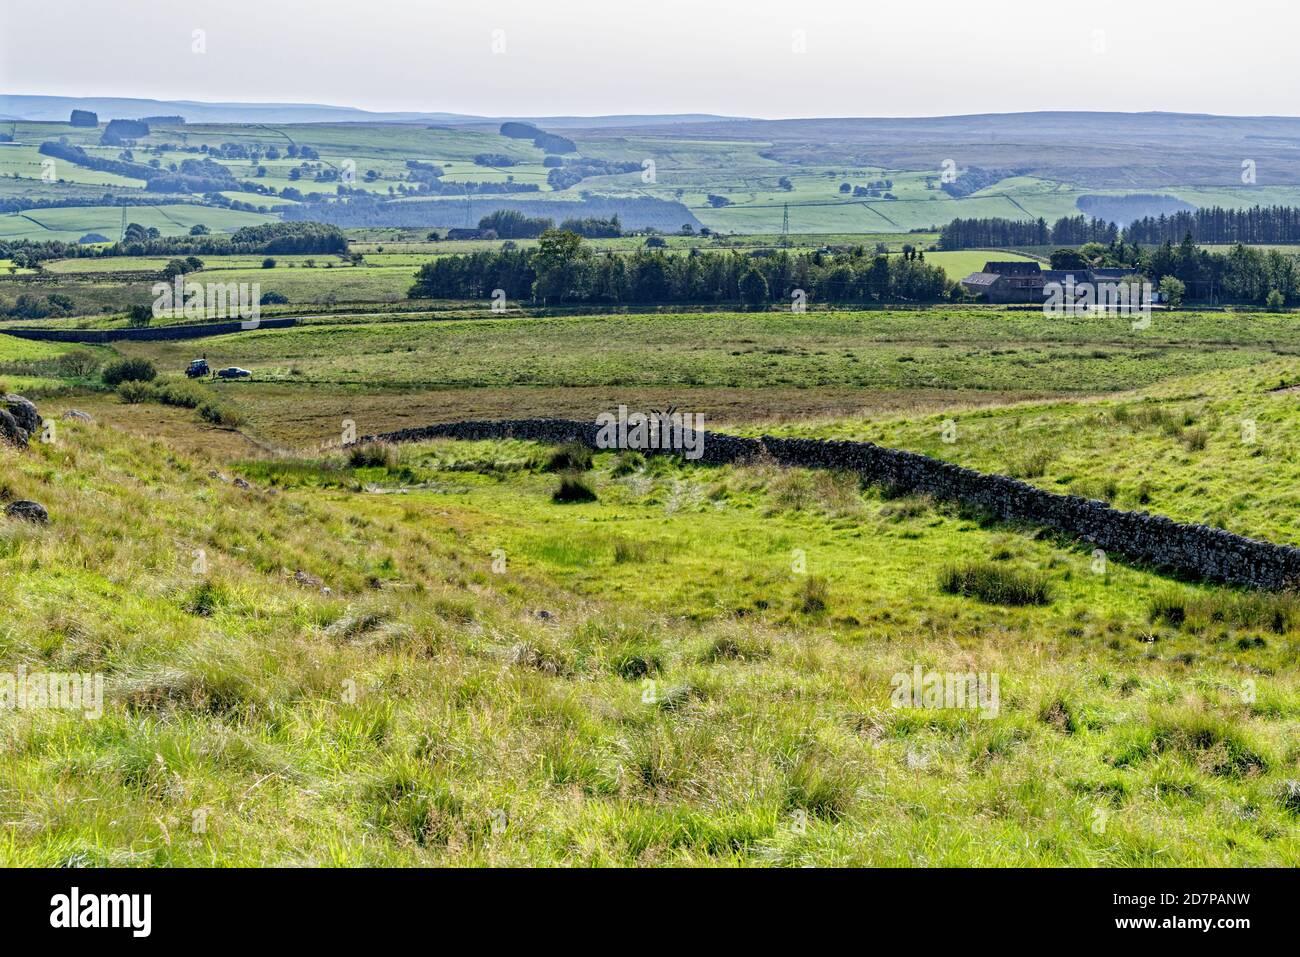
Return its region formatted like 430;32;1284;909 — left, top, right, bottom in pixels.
215;367;252;379
185;358;210;378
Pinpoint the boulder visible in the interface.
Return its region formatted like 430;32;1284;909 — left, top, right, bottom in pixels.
5;500;49;524
62;409;93;422
0;408;27;448
2;395;40;435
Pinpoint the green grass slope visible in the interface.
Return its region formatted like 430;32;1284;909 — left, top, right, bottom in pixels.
1;405;1297;865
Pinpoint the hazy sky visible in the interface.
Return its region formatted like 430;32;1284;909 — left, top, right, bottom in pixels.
2;0;1295;118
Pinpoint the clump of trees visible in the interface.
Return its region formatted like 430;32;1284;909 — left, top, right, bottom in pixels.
478;210;553;239
409;230;955;306
558;214;621;238
1;221;348;267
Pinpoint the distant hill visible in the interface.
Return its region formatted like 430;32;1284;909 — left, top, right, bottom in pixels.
0;95;740;128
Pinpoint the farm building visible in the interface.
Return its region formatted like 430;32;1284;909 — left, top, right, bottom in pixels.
961;261;1144;303
960;261;1049;303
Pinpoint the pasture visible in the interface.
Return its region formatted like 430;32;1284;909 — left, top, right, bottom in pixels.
4;345;1299;864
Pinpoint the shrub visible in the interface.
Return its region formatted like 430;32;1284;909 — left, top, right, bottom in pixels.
55;349;103;378
939;561;1052;605
198;401;243;428
543;443;593;473
552;474;597;503
116;380;156;404
1266;289;1285;312
102;357;156;386
152;380;206;408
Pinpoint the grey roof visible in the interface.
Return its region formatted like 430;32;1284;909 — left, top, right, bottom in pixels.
961;272;1002;286
982;261;1041;276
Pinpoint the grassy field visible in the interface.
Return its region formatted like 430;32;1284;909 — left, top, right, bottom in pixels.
4;295;1299;866
0;204;276;242
1;388;1297;865
116;308;1300;400
11;116;1300;238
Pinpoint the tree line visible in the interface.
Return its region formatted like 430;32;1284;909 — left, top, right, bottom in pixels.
941;206;1300;249
1;222;347;266
939;215;1116;249
409;230;954;306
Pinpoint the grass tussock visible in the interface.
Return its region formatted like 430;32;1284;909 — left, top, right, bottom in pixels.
552;474;598;503
543;443;593;473
1149;587;1298;634
938;561;1052;606
348;441;402;470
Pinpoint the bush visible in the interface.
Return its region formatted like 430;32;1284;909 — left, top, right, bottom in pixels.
102;357;156;386
543;443;593;473
152;380;206;408
552;474;597;503
54;349;102;378
939;561;1052;605
198;401;243;428
116;380;156;404
1266;289;1286;312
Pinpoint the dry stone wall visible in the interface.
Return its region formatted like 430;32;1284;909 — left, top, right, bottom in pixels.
360;418;1300;590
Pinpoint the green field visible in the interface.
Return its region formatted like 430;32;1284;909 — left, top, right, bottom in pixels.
4;325;1299;864
115;308;1300;397
9;115;1300;238
0;204;276;241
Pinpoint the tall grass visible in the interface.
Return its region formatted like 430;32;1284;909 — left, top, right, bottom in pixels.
938;561;1052;605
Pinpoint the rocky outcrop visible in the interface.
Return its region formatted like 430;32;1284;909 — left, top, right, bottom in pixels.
0;393;41;447
357;418;1300;591
5;500;49;524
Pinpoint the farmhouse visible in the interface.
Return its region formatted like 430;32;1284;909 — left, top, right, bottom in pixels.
960;261;1048;303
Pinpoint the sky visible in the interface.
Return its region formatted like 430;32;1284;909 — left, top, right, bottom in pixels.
1;0;1296;119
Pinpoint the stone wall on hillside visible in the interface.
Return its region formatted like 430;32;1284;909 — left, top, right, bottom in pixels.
358;418;1300;590
2;317;298;343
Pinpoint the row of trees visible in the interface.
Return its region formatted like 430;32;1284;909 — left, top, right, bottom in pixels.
941;206;1300;250
1044;235;1299;304
1;222;347;266
1124;206;1300;245
409;230;954;306
939;215;1117;249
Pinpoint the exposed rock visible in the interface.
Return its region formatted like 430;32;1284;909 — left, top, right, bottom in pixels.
293;569;324;589
62;409;93;422
233;477;252;490
0;408;28;448
535;609;556;621
5;500;49;524
2;395;39;436
208;470;229;483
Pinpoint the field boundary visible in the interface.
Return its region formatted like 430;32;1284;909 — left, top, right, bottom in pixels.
0;316;299;342
358;417;1300;590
